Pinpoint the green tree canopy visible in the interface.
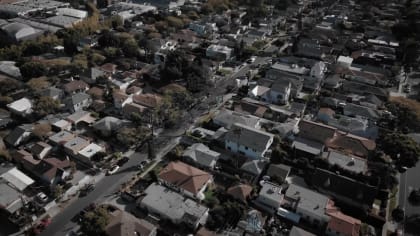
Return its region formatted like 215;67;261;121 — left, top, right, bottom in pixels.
381;132;420;167
19;62;47;81
35;96;61;116
80;207;110;236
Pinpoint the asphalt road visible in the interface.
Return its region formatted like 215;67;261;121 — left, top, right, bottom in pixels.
39;150;154;236
399;161;420;235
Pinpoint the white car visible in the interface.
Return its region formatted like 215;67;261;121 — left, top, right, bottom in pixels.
107;165;120;175
36;192;48;202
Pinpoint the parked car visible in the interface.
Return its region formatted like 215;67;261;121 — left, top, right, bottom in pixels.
79;184;95;197
107;165;120;175
117;157;130;167
36;192;48;203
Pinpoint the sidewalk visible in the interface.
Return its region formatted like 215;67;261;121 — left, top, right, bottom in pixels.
382;173;401;236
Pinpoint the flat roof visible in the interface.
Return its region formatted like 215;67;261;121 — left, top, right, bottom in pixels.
78;143;103;159
1;167;34;191
140;183;208;224
323;151;367;174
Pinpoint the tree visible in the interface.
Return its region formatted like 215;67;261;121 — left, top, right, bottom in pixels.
166;16;184;29
33;123;52;140
26;77;50;93
392;207;405;222
148;170;158;182
116;127;150;147
98;30;120;48
52;185;64;199
35;96;61;116
409;189;420;205
19;62;47;81
122;38;139;58
380;132;420;167
80;207;109;236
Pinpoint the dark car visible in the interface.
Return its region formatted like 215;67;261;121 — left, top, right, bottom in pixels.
117;157;130;167
79;184;95;197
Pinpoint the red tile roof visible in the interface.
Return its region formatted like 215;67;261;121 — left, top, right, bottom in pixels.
133;94;162;108
159;161;211;195
227;184;253;202
327;211;361;236
326;132;376;158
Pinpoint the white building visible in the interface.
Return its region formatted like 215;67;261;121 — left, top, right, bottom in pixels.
7;97;33;116
206;44;232;61
225;123;274;159
138;183;209;230
255;181;283;213
77;143;103;166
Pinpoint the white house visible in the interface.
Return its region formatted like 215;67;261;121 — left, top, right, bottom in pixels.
138;183;209;230
225;123;274;159
284;184;332;225
77;143;103;166
7;97;33;116
30;142;52;159
206;44;232;61
255;181;283;214
310;61;327;79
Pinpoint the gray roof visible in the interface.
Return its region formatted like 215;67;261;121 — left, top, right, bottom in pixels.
344;103;380;120
0;61;21;78
258;181;283;204
291;137;324;155
40;87;62;98
322;151;367;174
240;160;267;176
44;15;81;28
182;143;220;168
139;183;208;225
213;109;260;129
289;226;316;236
0;181;23;214
225;123;274;152
93;116;127;133
266;164;291;180
67;92;90;105
4;124;32;146
285;184;330;222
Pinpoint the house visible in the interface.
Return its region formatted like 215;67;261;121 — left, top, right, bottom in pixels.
343;103;381;121
326;210;361;236
7;97;33;116
64;92;92;112
32;157;71;185
289;226;316;236
263;74;304;98
158;161;212;199
225;123;274;159
63;80;89;94
66;110;96;127
122;103;147;119
322;150;368;174
213;109;261;129
249;80;292;105
266;164;291;184
206;44;232;61
310;168;378;209
0;165;34;214
4;124;32;147
113;90;132;109
30;141;52;159
240;160;267;178
87;86;105;99
310;61;327;79
133;93;162;109
182;143;220;170
227;184;253;203
11;149;40;171
92;116;129;137
77;143;103;166
63;136;90;156
51;119;72;131
48;130;75;145
270;62;310;77
138;183;209;230
105;208;157;236
326;132;376;158
254;181;283;214
40;87;63;100
233;100;268;118
283;184;331;226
